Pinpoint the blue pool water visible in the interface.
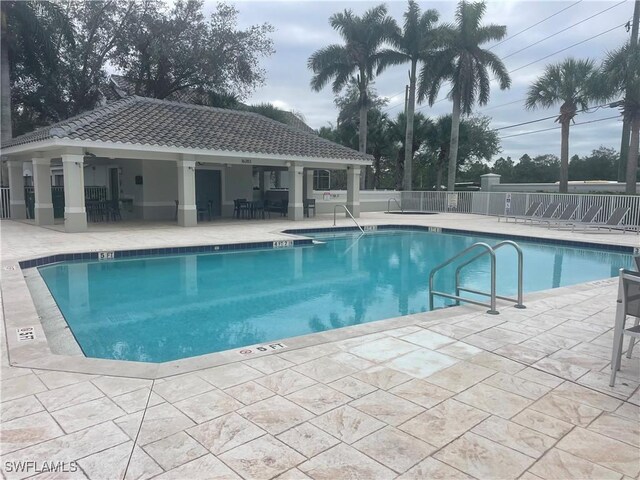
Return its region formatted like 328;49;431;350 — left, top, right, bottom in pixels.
38;229;634;362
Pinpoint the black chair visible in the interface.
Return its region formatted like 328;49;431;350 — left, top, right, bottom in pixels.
252;200;265;219
108;200;122;221
304;199;316;217
279;200;288;217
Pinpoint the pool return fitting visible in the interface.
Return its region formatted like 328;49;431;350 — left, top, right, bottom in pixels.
429;240;526;315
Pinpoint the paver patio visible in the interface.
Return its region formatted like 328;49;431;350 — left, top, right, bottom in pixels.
1;213;638;479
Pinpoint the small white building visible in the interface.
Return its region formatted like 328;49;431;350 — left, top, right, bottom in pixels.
1;96;371;232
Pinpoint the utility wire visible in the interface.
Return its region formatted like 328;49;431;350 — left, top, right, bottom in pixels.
489;0;584;50
499;115;620;139
501;0;628;61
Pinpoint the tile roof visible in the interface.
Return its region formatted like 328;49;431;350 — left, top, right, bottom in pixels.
1;96;371;162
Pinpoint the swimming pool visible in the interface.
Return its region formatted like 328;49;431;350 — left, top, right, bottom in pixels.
37;229;634;362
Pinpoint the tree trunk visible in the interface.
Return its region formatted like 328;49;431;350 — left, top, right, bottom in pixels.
626;115;639;195
1;34;11;142
447;94;461;192
618;121;631;182
403;59;417;192
559;119;570;193
395;150;403;190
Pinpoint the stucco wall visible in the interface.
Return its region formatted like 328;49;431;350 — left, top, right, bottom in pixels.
223;165;254;217
310;190;399;214
139;160;178;220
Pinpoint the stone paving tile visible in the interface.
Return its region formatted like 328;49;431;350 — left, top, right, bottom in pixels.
530;393;602;427
35;371;97;390
285;384;350;415
494;343;548;364
77;441;162;480
224;381;275;405
276;422;340;458
425;361;495;393
588;413;640;447
327;376;377;399
353;426;435;473
578;371;639;400
310;405;385;444
385;348;459;379
556;427;640;477
274;468;312;480
532;357;590;381
173;389;242;424
0;395;45;422
36;382;104;412
143;431;208;471
515;367;564;388
530;448;623;480
388;378;454;408
400;330;456;350
187;412;266;455
277;344;341;364
196;363;263;389
255;369;316;396
552;381;623;412
352;366;413;390
468;351;525;374
152;374;215;403
1;374;48;402
348;337;420;363
511;408;574;439
111;387;164;414
454;383;532;419
298;443;396;480
351;390;424;426
0;410;64;453
243;355;295;374
116;403;195;446
154;454;241;480
399;399;489;447
51;396;125;433
549;349;611;371
398;457;474;479
471;416;556;458
238;395;313;435
292;356;357;383
483;372;551;400
91;376;151;397
218;435;305;480
436;341;482;359
434;431;534;480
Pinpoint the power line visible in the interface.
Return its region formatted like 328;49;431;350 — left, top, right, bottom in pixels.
499;115;620;139
489;0;584;50
501;0;628;61
477;98;525;113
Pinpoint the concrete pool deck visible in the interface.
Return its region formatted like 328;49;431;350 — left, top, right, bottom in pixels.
1;213;639;479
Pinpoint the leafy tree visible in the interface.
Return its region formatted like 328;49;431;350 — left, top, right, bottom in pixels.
458;160;490;183
525;58;609;193
603;42;640;192
386;112;432;189
512;154;560;183
112;1;274;101
377;1;441;190
569;146;618;181
418;0;510;192
308;5;397;188
492;156;515;182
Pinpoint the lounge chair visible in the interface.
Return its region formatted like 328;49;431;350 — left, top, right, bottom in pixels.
530;203;578;227
547;204;601;229
609;268;640;386
571;207;634;233
500;201;541;223
521;202;560;224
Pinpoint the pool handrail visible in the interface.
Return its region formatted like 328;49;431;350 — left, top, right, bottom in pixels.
387;198;403;213
429;242;498;314
454;240;526;310
333;205;364;233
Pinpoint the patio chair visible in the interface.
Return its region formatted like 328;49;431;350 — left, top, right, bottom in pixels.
547;204;601;229
500;201;542;223
609;268;640;386
532;203;578;227
304;199;316;217
571;207;632;233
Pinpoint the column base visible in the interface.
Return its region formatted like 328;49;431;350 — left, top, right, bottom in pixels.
178;208;197;227
346;203;361;218
289;205;303;221
35;206;55;226
9;202;27;219
64;211;88;233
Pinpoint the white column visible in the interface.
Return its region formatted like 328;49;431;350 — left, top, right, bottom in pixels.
7;160;26;219
346;165;361;218
304;169;314;199
32;157;54;225
288;164;303;220
177;159;197;227
61;154;87;232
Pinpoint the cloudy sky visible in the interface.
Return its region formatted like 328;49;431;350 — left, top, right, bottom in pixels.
208;0;633;160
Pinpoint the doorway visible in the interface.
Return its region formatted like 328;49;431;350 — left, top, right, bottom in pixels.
195;169;222;219
109;168;120;201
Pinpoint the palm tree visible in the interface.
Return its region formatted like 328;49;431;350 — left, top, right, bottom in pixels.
418;1;510;192
526;58;608;193
377;1;440;191
308;5;397;188
387;112;432;189
1;1;72;141
603;43;640;194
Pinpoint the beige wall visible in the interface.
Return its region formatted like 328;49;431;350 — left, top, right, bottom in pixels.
223;165;254;216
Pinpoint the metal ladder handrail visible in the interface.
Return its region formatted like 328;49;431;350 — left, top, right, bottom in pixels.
387;198;403;213
333;205;364;233
429;242;498;314
454;240;526;309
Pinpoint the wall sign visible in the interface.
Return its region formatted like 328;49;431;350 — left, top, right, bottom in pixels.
505;193;512;215
98;251;115;260
238;343;286;355
16;327;35;341
273;240;294;248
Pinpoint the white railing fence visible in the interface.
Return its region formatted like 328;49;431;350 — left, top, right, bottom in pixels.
0;187;9;219
399;191;640;226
